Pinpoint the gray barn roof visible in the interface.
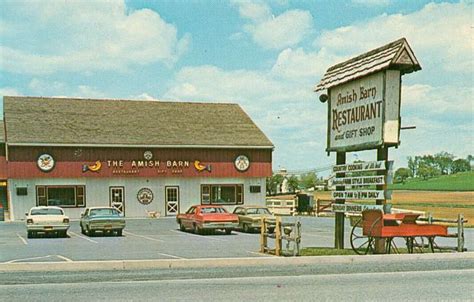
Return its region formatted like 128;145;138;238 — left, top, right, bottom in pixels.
3;96;273;148
315;38;421;92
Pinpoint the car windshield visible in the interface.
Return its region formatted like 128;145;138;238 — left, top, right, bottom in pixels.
90;208;120;216
30;208;63;215
246;208;271;215
200;207;227;214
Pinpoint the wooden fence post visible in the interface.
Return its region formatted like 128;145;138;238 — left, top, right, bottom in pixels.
260;217;267;253
275;216;282;256
457;214;464;252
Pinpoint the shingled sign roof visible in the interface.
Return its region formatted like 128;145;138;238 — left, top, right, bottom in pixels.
3;96;273;148
315;38;421;92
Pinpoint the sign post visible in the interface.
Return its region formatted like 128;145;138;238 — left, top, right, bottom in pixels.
335;152;345;249
315;38;421;250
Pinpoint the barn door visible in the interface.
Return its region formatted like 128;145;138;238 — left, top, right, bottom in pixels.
109;187;125;214
165;186;179;216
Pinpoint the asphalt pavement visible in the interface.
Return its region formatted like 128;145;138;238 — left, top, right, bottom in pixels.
1;216;473;301
1;216;472;264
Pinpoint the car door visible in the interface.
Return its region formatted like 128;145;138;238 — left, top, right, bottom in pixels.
82;208;90;228
182;207;196;228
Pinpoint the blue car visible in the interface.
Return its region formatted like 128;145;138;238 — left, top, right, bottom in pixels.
80;207;125;236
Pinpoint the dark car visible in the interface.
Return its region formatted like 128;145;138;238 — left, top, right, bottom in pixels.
80;207;125;236
233;206;275;232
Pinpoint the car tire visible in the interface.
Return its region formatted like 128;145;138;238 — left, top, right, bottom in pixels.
179;222;186;232
87;226;94;237
225;229;232;235
117;230;123;236
60;230;67;238
27;231;33;239
81;225;86;235
243;223;250;233
193;224;201;235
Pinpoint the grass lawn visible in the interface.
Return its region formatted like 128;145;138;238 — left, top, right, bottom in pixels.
300;247;358;256
389;171;474;191
300;246;452;256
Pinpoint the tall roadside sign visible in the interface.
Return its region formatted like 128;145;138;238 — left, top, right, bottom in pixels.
315;38;421;249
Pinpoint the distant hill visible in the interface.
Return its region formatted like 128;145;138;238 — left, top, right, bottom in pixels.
389;171;474;191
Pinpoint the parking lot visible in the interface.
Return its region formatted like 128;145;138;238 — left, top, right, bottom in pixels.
1;216;471;263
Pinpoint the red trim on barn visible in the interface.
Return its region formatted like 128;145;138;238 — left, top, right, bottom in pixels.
8;161;271;178
7;146;272;178
0;156;7;179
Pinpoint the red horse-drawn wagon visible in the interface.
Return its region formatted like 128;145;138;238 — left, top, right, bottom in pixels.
350;209;463;254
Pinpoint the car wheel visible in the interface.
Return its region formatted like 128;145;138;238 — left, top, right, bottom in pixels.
193;224;201;235
225;229;232;235
61;231;67;238
81;225;86;235
27;231;33;239
117;230;123;236
87;226;95;237
179;222;186;232
243;223;250;233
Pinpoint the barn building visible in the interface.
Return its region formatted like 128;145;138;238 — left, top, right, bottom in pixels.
1;96;273;220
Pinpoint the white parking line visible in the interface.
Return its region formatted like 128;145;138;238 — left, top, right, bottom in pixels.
16;233;28;245
123;231;165;242
169;229;227;241
5;255;54;264
56;255;73;262
157;253;186;259
234;232;256;237
69;231;98;243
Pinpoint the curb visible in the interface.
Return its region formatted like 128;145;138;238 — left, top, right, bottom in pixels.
1;252;473;272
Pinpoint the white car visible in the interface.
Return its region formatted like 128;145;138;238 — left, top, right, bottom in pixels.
25;206;70;238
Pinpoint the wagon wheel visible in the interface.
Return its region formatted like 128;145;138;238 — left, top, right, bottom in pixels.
350;218;375;255
385;237;400;254
410;236;433;253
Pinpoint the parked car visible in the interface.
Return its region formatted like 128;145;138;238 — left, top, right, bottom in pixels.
80;207;125;236
176;205;239;235
25;206;70;238
233;206;275;233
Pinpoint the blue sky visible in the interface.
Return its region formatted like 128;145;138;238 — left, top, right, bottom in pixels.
1;0;472;173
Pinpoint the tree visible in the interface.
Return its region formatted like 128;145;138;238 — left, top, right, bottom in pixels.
394;167;412;184
407;156;417;177
300;172;317;189
417;164;440;180
451;158;471;174
266;174;284;195
433;151;454;175
287;175;299;193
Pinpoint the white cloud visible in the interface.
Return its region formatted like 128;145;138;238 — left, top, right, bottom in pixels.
313;2;472;75
231;0;271;22
163;63;327;170
133;93;157;101
164;65;313;107
402;84;473;115
27;78;106;99
0;87;21;97
232;1;313;50
248;10;313;50
271;47;345;79
0;0;190;75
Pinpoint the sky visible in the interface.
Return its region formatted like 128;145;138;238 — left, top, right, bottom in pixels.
0;0;472;174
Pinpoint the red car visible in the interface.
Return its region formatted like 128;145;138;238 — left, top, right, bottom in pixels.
176;205;239;235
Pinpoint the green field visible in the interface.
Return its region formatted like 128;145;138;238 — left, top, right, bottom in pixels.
389;171;474;191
